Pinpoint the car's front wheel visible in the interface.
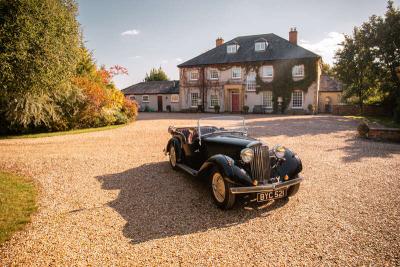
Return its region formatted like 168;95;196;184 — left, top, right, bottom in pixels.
169;145;179;170
210;170;235;209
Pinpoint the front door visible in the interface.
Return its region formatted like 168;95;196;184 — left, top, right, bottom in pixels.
157;96;163;112
231;93;240;112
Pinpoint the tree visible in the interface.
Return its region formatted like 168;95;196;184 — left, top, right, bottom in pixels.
334;30;378;111
0;0;81;132
321;62;335;76
333;1;400;118
144;67;169;81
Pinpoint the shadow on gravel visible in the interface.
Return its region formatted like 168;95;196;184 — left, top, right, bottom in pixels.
97;162;287;244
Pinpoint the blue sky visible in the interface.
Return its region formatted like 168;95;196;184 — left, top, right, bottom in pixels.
77;0;397;89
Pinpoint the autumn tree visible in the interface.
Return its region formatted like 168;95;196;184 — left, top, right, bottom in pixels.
144;67;169;81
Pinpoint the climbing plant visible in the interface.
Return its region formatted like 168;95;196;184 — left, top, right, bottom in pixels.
206;58;318;112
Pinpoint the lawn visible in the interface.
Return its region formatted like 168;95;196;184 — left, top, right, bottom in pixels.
346;115;400;128
0;124;127;140
0;171;37;244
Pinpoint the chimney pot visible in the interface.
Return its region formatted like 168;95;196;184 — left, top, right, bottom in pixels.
289;27;298;45
216;37;224;47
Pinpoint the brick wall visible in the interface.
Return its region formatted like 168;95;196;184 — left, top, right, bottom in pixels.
332;104;389;116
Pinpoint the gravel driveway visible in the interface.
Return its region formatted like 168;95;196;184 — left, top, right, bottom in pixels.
0;113;399;266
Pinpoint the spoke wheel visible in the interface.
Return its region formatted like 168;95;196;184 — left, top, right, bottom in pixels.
209;169;236;209
169;145;178;170
212;172;226;203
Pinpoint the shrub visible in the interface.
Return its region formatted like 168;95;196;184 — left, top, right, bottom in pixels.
307;104;315;114
214;105;220;113
243;106;249;114
166;105;172;112
357;122;369;137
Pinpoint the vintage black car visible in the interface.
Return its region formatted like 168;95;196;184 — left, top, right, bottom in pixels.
164;116;303;209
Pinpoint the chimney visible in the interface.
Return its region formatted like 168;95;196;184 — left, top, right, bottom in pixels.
289;27;298;45
216;37;224;47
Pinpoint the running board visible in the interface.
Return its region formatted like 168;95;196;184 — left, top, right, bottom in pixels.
176;163;198;176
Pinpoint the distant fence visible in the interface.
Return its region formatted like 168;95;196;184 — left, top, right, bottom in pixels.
332;104;389;116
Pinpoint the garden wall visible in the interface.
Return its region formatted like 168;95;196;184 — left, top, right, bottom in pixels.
332;104;388;116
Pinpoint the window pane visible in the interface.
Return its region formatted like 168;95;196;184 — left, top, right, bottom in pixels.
263;66;273;77
191;93;199;107
246;72;256;91
255;42;265;51
209;69;219;80
292;91;303;108
262;91;273;108
210;94;219;107
142;95;149;102
292;65;304;77
171;94;179;103
232;67;241;79
190;71;199;80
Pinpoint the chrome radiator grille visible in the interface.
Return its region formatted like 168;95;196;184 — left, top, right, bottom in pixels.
250;145;270;183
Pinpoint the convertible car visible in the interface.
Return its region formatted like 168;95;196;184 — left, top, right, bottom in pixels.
164;116;303;209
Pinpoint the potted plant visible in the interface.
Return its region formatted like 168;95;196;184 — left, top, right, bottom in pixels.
166;105;171;112
243;105;249;114
214;104;220;113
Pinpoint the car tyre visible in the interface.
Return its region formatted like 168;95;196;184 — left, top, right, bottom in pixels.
210;169;235;209
286;183;300;198
169;145;179;170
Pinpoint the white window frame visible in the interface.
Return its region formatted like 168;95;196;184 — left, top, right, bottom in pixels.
209;94;220;108
232;67;241;79
262;65;274;78
190;92;199;107
189;70;199;81
227;44;238;54
262;91;273;108
170;94;179;103
292;65;305;78
255;42;266;51
142;95;149;103
246;72;256;91
209;69;219;80
292;90;303;109
129;95;136;100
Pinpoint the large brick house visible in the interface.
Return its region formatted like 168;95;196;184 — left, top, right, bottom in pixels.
178;28;323;113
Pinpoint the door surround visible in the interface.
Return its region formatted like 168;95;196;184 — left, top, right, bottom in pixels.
157;95;163;112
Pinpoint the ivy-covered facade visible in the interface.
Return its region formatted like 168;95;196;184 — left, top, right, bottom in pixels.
178;31;322;114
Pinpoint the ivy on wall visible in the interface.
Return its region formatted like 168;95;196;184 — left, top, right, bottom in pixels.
207;58;318;112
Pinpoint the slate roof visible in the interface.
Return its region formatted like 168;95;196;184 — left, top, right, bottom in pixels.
178;33;320;67
319;74;343;92
122;80;179;95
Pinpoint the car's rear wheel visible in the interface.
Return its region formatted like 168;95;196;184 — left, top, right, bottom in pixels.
210;170;235;209
169;145;178;170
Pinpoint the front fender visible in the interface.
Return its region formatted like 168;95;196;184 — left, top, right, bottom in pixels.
166;138;182;162
198;154;253;186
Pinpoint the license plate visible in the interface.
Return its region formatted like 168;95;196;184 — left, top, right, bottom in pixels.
257;189;286;202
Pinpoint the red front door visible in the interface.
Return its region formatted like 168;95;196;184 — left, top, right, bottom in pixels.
157;96;163;112
231;93;240;112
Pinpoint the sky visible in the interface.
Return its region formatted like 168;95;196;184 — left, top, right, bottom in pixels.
77;0;397;89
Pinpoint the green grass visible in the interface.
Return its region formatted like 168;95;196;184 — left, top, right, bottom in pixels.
0;123;126;140
346;115;400;128
0;171;37;244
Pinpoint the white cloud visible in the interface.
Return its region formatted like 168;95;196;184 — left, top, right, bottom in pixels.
299;32;345;65
128;55;142;60
175;58;183;62
121;29;140;36
161;60;168;64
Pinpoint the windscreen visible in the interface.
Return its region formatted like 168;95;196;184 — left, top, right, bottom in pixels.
197;116;246;136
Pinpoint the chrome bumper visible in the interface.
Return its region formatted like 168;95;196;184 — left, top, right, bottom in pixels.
230;176;303;194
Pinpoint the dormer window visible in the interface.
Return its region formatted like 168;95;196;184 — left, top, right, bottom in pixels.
255;42;266;51
227;44;239;54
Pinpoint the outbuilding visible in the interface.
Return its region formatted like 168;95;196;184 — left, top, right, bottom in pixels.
122;80;180;112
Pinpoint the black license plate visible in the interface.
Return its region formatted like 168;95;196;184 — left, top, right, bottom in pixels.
257;189;286;202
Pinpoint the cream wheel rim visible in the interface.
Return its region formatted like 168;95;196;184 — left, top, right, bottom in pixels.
212;172;225;203
170;146;176;167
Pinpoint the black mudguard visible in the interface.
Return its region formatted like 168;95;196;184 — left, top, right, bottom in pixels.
273;148;303;179
166;138;183;162
198;154;253;186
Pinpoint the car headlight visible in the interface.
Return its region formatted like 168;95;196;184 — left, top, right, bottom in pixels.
240;148;254;163
273;145;285;159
